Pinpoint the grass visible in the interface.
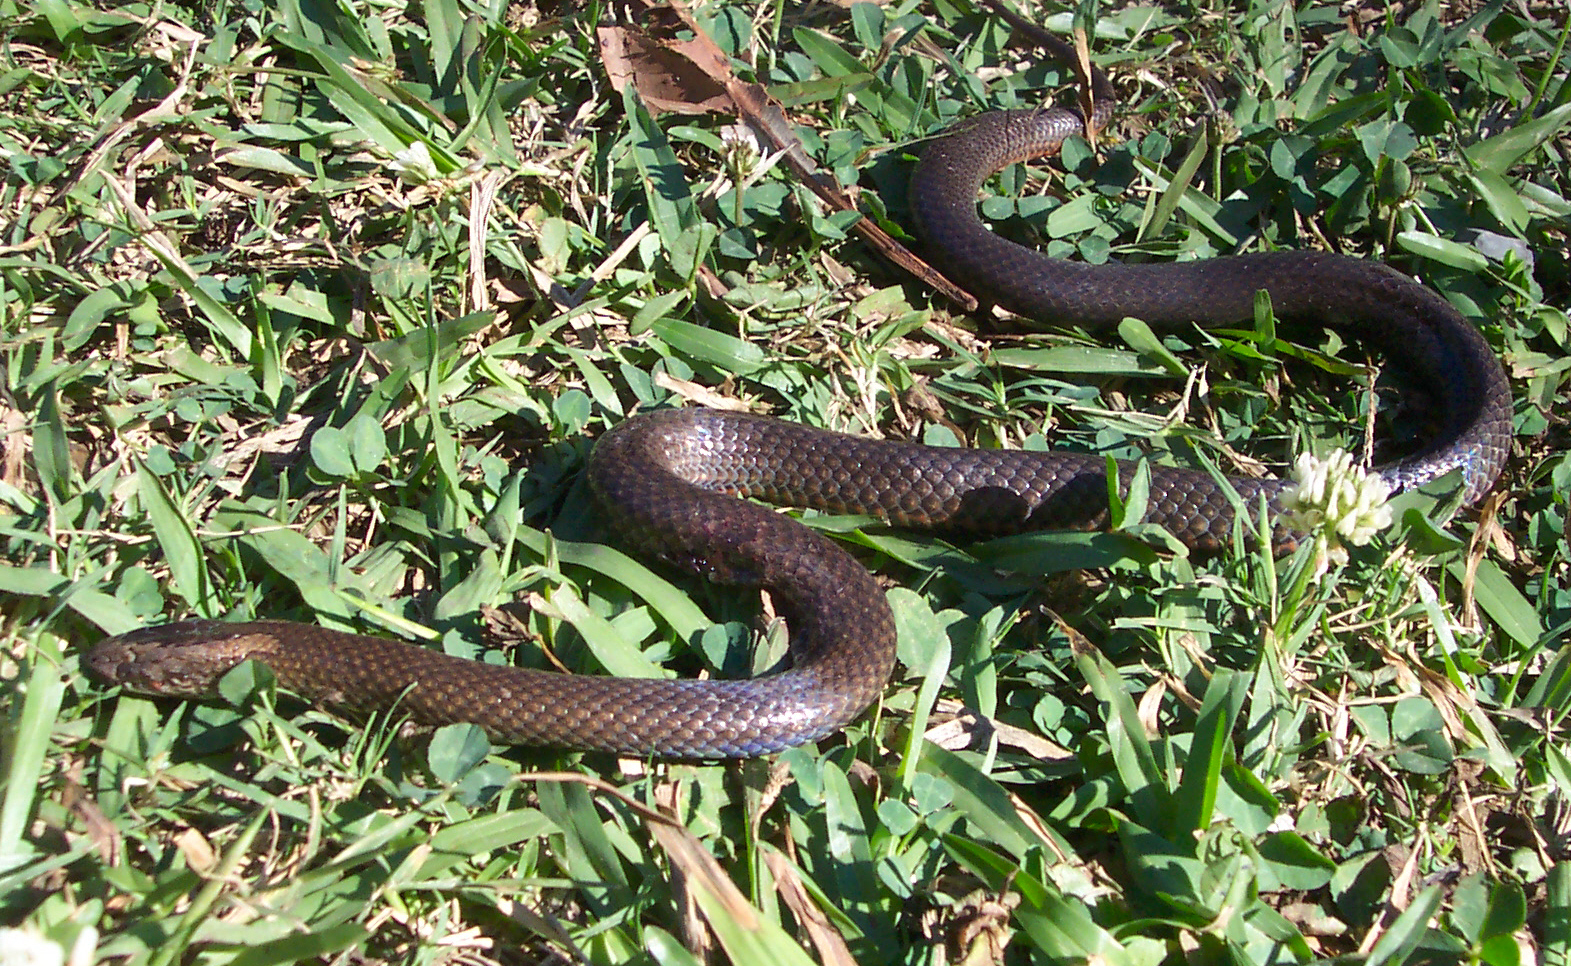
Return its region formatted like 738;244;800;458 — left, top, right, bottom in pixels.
3;0;1569;963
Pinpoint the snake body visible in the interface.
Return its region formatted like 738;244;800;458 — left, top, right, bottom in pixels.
86;32;1511;758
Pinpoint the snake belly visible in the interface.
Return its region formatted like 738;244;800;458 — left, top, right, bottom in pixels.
85;51;1512;760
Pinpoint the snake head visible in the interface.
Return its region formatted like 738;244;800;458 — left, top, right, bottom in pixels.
85;621;280;699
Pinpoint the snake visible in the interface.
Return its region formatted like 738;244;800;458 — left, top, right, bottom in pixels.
85;19;1512;759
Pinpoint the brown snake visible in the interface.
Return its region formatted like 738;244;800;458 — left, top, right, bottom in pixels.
86;19;1511;758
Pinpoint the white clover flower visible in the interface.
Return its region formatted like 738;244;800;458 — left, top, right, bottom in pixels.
1279;449;1393;571
0;927;65;966
719;124;763;181
389;141;439;183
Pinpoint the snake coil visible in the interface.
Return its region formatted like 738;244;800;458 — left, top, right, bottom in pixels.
86;23;1510;758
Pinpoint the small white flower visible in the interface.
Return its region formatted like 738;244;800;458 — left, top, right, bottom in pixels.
0;927;65;966
1280;449;1393;571
719;124;762;181
389;141;439;183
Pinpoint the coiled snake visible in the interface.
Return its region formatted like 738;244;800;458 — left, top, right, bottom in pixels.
87;22;1511;758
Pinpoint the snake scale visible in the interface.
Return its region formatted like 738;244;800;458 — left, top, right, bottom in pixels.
86;20;1511;758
